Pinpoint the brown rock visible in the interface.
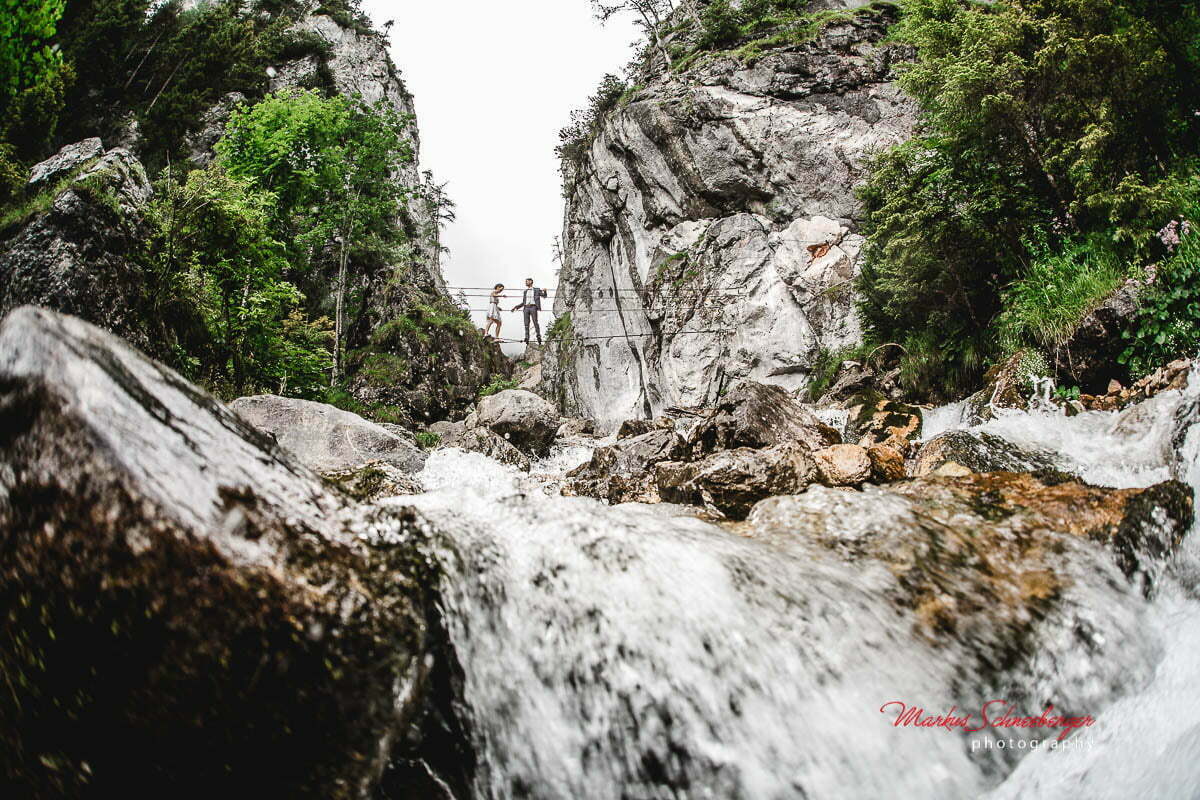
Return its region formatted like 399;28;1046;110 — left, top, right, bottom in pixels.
656;442;817;520
845;390;922;451
866;444;906;483
913;431;1056;477
813;444;872;486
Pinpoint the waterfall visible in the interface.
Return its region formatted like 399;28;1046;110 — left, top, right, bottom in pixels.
382;370;1200;799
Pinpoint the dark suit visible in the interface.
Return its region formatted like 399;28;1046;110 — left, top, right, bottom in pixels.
515;287;546;343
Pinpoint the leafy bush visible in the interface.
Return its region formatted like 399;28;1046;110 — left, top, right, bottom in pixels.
804;342;874;401
1121;184;1200;378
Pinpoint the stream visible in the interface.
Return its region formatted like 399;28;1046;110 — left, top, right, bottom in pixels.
383;370;1200;799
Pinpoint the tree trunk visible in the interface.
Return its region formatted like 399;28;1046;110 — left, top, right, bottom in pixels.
332;238;350;384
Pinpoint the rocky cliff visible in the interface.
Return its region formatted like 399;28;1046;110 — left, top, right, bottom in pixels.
0;2;508;426
543;4;913;430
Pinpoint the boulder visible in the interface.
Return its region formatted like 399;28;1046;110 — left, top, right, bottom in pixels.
440;426;532;472
323;460;423;501
556;417;596;438
564;429;689;504
747;471;1192;640
813;444;872;487
913;431;1058;477
0;307;442;796
844;390;922;452
689;381;840;457
27;137;105;189
469;389;559;456
427;419;466;438
229;394;426;474
1053;276;1143;392
866;444;906;483
656;442;818;520
1;143;162;355
616;417;674;439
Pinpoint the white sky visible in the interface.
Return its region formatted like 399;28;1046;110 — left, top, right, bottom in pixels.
362;0;640;344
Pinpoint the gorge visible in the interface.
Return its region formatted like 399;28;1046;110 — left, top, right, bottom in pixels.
2;1;1200;798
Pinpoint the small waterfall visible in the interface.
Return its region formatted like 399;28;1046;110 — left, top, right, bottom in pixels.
385;369;1200;799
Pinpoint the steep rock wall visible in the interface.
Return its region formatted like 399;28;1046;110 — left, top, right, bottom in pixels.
544;7;913;430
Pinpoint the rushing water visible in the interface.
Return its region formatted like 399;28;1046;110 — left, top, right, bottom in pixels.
384;371;1200;799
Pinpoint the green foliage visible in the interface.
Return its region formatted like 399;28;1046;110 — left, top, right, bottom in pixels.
546;312;573;344
1120;182;1200;377
996;235;1128;353
804;342;875;401
146;165;332;397
478;376;519;398
0;0;70;189
414;432;440;450
1054;384;1081;402
857;0;1200;397
556;74;627;182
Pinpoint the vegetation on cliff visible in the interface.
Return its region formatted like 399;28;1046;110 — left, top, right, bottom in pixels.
856;0;1200;398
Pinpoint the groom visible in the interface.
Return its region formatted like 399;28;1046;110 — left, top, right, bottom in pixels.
511;277;547;345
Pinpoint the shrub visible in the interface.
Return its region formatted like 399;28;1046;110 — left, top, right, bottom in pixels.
414;432;440;450
1120;183;1200;378
478;376;519;398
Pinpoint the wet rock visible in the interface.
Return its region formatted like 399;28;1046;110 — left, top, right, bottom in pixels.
689;381;840;457
441;426;532;472
0;307;440;797
813;444;872;487
616;417;674;439
1;143;162;355
468;389;559;457
913;431;1058;477
1053;276;1143;392
1111;481;1195;596
27;138;105;189
845;390;922;452
427;419;465;438
556;417;596;438
866;444;906;483
564;429;689;504
656;442;818;520
323;460;423;501
745;472;1192;720
230;394;426;474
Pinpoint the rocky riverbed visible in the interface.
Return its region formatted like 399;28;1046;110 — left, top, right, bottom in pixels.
2;305;1199;797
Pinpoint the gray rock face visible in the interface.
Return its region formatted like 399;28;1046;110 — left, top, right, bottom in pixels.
544;9;915;428
228;394;426;474
0;306;443;796
0;142;160;355
469;389;560;456
27;137;105;188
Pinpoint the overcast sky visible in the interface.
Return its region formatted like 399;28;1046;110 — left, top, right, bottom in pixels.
362;0;639;343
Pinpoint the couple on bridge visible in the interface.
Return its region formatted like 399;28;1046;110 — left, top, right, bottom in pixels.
485;278;547;345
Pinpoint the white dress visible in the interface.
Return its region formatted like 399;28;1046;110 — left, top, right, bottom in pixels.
488;294;503;322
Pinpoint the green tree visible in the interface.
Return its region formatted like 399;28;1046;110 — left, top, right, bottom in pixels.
148;165;332;396
0;0;70;197
217;89;415;381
